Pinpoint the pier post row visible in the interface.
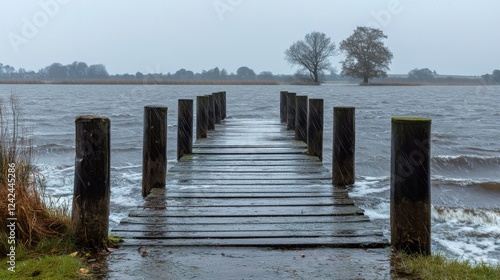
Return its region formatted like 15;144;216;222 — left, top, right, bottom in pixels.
295;95;308;142
177;99;193;160
206;94;215;130
142;106;167;197
72;116;110;249
333;107;356;186
391;117;432;255
286;92;297;130
280;91;288;123
307;99;324;160
196;96;209;139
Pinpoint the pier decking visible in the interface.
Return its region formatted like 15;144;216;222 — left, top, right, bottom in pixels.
110;118;388;248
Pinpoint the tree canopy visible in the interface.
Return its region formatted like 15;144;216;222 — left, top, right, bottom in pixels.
340;26;393;83
284;31;336;84
408;68;435;82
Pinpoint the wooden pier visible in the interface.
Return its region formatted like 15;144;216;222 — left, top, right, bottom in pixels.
110;117;388;248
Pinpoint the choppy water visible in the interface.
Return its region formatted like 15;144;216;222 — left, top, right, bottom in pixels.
1;84;499;265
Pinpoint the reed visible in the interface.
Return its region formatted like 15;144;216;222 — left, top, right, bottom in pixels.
0;94;70;254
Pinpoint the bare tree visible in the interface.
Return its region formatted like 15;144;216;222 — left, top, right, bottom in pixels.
340;26;393;84
285;31;336;84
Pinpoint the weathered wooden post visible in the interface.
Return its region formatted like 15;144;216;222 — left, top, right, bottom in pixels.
333;107;356;186
220;91;227;120
72;116;110;249
295;95;308;142
280;91;288;123
307;99;323;160
142;106;167;197
206;94;215;130
196;96;209;139
177;99;193;160
286;92;297;130
391;117;432;255
213;92;222;124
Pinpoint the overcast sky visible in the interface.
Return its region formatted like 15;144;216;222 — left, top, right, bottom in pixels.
1;0;499;76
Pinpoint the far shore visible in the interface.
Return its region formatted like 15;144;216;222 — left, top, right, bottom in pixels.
0;79;494;86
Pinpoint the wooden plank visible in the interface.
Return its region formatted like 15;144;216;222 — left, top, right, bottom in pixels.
192;148;306;155
157;185;345;192
116;236;389;248
113;221;380;233
169;173;332;180
167;179;333;185
129;205;364;217
169;166;327;173
113;229;383;239
179;154;321;161
146;191;351;201
117;215;372;225
173;160;323;166
142;197;355;207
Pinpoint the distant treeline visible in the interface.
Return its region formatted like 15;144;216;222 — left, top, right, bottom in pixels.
0;62;498;85
0;61;339;83
368;68;500;85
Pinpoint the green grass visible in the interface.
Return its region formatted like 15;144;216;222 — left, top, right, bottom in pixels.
0;255;85;279
0;233;87;279
399;253;500;280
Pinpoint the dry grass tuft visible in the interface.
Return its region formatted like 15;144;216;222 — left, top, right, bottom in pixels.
0;94;70;254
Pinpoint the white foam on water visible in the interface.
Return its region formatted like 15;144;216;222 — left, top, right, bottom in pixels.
432;206;500;266
362;202;390;220
350;176;390;197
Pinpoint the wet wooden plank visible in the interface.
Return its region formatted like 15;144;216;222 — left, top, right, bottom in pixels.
143;197;355;207
179;154;321;161
192;147;306;154
167;179;333;185
117;236;389;248
114;229;383;239
169;165;326;173
129;205;364;217
118;215;372;225
113;221;381;233
169;172;331;179
157;185;344;192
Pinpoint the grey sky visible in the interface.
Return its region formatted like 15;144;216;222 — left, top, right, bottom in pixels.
1;0;499;76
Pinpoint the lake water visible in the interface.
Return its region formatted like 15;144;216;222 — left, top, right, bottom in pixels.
1;84;499;265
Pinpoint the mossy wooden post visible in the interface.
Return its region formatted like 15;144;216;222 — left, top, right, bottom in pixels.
391;117;432;256
206;95;215;130
221;91;227;120
72;116;110;249
295;95;308;142
142;106;167;197
213;92;222;124
177;99;193;160
280;91;288;123
286;92;297;130
307;99;323;160
333;107;355;186
196;96;209;139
